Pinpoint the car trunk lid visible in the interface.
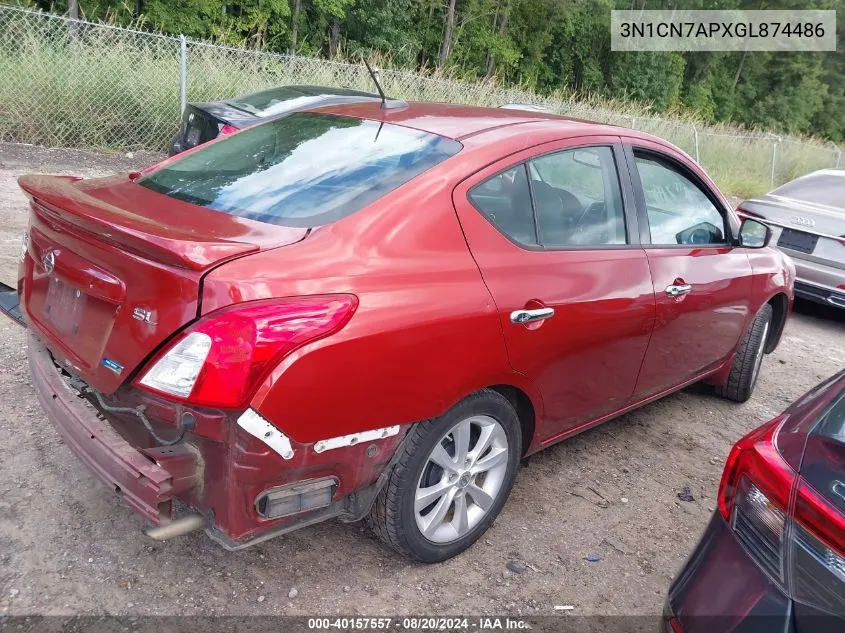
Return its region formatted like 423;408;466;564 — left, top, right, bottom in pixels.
742;195;844;239
18;173;308;394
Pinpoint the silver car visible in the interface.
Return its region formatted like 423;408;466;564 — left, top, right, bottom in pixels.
739;169;845;309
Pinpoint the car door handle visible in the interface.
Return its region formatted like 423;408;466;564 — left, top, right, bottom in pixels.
510;307;555;324
665;284;692;298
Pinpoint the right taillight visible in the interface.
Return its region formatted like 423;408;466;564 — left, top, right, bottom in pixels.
136;294;358;409
718;416;845;613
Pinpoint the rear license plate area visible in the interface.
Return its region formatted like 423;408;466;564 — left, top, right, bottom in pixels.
777;228;818;254
45;277;88;336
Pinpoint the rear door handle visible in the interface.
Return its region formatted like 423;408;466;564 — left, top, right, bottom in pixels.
665;284;692;298
510;307;555;324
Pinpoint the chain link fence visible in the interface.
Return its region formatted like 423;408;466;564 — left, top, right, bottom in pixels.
0;4;841;193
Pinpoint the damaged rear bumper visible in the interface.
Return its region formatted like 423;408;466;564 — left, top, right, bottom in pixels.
28;334;199;525
27;333;405;548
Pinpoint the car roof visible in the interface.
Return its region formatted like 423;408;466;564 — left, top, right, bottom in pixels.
315;100;623;141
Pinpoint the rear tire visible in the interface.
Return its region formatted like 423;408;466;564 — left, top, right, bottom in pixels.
715;304;772;403
367;389;521;562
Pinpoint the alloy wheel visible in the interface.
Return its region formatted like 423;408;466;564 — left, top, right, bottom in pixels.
414;414;509;544
751;320;770;387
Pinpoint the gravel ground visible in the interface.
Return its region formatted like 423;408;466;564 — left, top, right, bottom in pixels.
0;143;843;619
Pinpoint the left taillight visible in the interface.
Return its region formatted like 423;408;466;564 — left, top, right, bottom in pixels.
219;123;238;135
718;416;845;613
136;294;358;409
718;417;794;584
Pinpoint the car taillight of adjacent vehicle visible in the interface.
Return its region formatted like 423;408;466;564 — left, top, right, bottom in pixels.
666;370;845;632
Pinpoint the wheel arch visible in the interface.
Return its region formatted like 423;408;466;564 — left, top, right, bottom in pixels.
487;384;536;456
765;292;789;353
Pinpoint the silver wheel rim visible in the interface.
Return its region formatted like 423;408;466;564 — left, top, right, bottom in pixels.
751;320;770;387
414;415;509;544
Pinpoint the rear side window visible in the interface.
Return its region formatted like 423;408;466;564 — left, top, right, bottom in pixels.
771;173;845;209
469;165;537;246
635;155;726;246
468;146;627;249
139;113;461;227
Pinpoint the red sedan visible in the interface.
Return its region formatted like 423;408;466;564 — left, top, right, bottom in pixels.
4;101;794;562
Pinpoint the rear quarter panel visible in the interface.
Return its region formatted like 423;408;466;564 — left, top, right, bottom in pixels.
200;161;540;445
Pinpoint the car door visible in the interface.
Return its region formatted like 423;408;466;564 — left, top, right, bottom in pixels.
452;138;655;444
623;141;754;399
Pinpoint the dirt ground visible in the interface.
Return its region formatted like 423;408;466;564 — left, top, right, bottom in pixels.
0;143;843;619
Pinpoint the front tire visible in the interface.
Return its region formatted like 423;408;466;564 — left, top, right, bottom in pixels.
715;304;772;403
367;389;522;562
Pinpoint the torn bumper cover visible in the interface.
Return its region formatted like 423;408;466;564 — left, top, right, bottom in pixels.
28;333;406;548
28;334;199;525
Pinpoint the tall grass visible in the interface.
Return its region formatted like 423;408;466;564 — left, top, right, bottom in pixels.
0;5;840;197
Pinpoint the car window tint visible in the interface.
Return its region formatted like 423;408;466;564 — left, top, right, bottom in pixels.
818;391;845;445
469;165;538;246
771;173;845;209
228;87;307;114
138;113;461;228
635;155;726;246
528;147;626;247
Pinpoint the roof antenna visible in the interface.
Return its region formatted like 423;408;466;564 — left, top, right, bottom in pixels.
362;56;386;106
362;56;406;110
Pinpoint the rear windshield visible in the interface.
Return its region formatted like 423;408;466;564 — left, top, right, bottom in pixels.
771;173;845;209
817;390;845;444
139;113;461;227
802;388;845;514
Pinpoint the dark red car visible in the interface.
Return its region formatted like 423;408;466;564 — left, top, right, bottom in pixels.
2;102;794;562
665;369;845;632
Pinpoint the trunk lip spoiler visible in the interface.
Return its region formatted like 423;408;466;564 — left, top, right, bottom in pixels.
18;174;266;271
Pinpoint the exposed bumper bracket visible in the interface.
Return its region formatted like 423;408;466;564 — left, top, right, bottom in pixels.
28;335;200;525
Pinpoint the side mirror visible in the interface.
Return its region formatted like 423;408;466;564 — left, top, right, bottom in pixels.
738;218;772;249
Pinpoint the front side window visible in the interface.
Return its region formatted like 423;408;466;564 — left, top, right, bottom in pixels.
528;146;626;247
139;113;461;227
635;155;726;246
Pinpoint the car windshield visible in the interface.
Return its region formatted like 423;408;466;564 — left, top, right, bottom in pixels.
138;113;462;227
228;86;374;116
771;173;845;210
227;87;312;115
